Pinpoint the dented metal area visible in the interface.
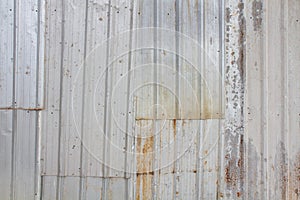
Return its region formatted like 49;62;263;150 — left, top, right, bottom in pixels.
0;0;300;199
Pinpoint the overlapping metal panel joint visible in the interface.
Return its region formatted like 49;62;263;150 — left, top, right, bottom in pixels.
0;0;299;199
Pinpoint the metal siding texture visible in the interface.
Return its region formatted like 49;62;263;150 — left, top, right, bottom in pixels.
1;0;300;200
0;0;44;199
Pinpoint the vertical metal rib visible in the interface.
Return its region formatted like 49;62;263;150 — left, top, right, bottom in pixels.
124;0;135;199
10;0;18;198
56;0;66;198
216;0;225;199
173;0;179;199
196;0;205;199
79;0;90;199
152;0;158;199
102;0;112;199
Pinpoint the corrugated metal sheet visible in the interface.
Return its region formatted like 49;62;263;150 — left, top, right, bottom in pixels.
0;0;300;199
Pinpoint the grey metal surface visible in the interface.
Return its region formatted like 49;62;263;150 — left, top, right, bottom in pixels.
0;0;300;199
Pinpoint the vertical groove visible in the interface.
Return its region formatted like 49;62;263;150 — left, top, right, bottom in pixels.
260;1;266;199
285;2;290;200
201;0;206;199
124;0;135;199
102;0;112;199
10;0;18;197
152;0;158;199
79;0;89;199
34;0;42;198
39;176;43;200
280;0;288;199
265;0;269;198
174;0;179;199
35;0;42;108
195;0;204;199
174;0;179;119
216;0;225;198
56;0;65;198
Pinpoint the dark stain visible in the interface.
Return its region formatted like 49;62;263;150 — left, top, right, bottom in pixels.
225;7;231;23
274;141;288;199
238;135;245;196
252;0;263;31
136;171;154;176
237;2;246;80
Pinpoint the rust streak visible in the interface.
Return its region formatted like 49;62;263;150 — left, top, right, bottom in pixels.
172;119;176;137
0;107;44;111
289;150;300;199
136;130;154;200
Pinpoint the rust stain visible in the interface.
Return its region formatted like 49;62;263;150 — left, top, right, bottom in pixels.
136;174;141;200
224;135;245;192
0;107;44;111
172;119;176;137
135;82;223;120
142;174;153;200
219;192;224;198
136;132;154;200
289;150;300;199
142;136;153;154
201;90;212;119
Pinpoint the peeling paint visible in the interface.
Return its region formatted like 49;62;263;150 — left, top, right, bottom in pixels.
224;0;246;197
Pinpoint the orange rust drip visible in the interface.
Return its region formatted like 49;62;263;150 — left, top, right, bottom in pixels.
172;119;176;137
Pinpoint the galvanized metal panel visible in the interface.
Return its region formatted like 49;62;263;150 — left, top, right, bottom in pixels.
41;176;58;200
14;0;44;109
1;0;300;199
287;1;300;199
13;111;39;200
0;0;44;109
244;0;300;200
79;0;109;178
0;0;43;199
41;0;63;176
0;110;13;199
0;0;14;107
